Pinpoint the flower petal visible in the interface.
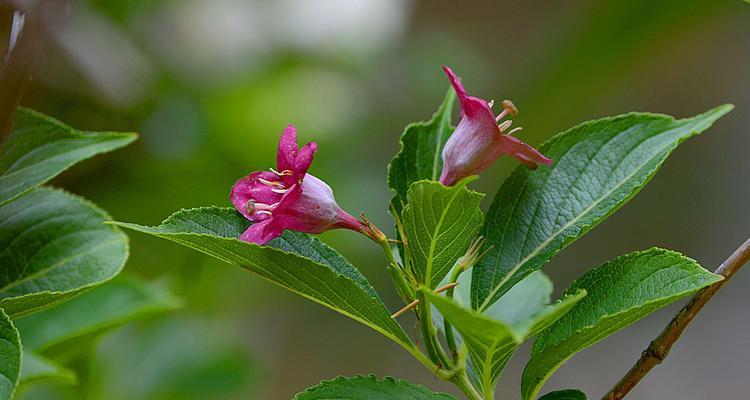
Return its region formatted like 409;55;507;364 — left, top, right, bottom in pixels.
443;66;494;120
239;219;284;245
293;141;317;179
230;170;284;220
497;134;553;169
277;124;299;173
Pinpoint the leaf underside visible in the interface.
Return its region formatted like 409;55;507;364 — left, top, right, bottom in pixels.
19;352;76;386
472;105;732;311
521;248;721;400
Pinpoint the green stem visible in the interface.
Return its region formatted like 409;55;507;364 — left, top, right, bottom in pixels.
376;237;415;302
416;291;453;369
443;266;464;359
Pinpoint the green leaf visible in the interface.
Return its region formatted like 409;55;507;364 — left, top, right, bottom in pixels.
15;277;180;357
112;207;413;350
294;375;455;400
19;352;76;386
486;271;553;328
0;187;129;318
387;90;455;218
423;287;585;395
538;389;587;400
0;108;136;207
521;248;722;400
472;105;732;311
402;178;484;287
0;308;21;400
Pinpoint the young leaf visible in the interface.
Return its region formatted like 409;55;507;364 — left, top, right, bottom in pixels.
0;188;129;318
14;278;180;357
472;105;732;311
0;108;136;207
19;352;76;386
388;90;455;217
0;308;21;400
294;375;455;400
112;207;413;350
402;178;483;288
423;287;585;395
539;389;587;400
521;248;722;400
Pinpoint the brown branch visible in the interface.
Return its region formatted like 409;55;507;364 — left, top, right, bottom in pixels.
602;238;750;400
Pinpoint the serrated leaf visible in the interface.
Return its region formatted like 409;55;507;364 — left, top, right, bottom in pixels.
0;188;129;318
539;389;587;400
424;287;584;395
112;207;413;350
388;90;456;218
473;105;732;310
402;178;483;288
0;308;21;400
0;108;136;207
521;248;722;400
294;375;455;400
19;352;76;386
15;277;180;358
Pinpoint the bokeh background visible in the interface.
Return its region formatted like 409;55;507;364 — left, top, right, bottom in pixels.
9;0;750;398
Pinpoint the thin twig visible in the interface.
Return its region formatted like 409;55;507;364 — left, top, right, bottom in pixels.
602;238;750;400
390;282;459;319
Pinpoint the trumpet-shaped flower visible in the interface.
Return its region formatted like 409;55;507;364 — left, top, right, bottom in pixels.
439;66;552;186
230;125;369;245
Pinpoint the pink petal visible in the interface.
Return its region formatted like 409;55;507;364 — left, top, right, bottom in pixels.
293;141;317;179
497;134;553;169
239;219;284;245
277;124;298;173
230;171;284;220
443;66;494;120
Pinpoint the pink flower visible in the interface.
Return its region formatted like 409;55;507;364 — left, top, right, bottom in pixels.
439;66;552;186
230;125;371;245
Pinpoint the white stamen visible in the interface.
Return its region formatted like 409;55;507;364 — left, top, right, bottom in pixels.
269;168;293;176
495;110;508;122
271;188;290;194
498;120;513;132
258;178;284;187
508;127;523;136
488;99;495;108
256;210;273;216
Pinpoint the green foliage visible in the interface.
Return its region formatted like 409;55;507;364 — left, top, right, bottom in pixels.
15;278;180;358
402;178;483;287
0;188;129;318
113;207;412;349
521;248;721;400
388;90;456;218
538;389;587;400
19;353;76;386
0;108;136;207
472;105;732;311
424;287;584;394
0;309;21;400
294;375;455;400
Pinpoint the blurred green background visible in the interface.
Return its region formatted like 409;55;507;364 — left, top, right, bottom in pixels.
12;0;750;398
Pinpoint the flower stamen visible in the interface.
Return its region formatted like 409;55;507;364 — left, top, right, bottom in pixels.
498;120;513;132
507;127;523;136
495;99;518;121
270;168;293;176
258;178;285;188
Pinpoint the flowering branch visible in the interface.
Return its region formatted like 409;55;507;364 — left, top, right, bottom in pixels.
602;237;750;400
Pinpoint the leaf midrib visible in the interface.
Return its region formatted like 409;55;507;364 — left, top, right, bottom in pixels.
479;123;689;311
